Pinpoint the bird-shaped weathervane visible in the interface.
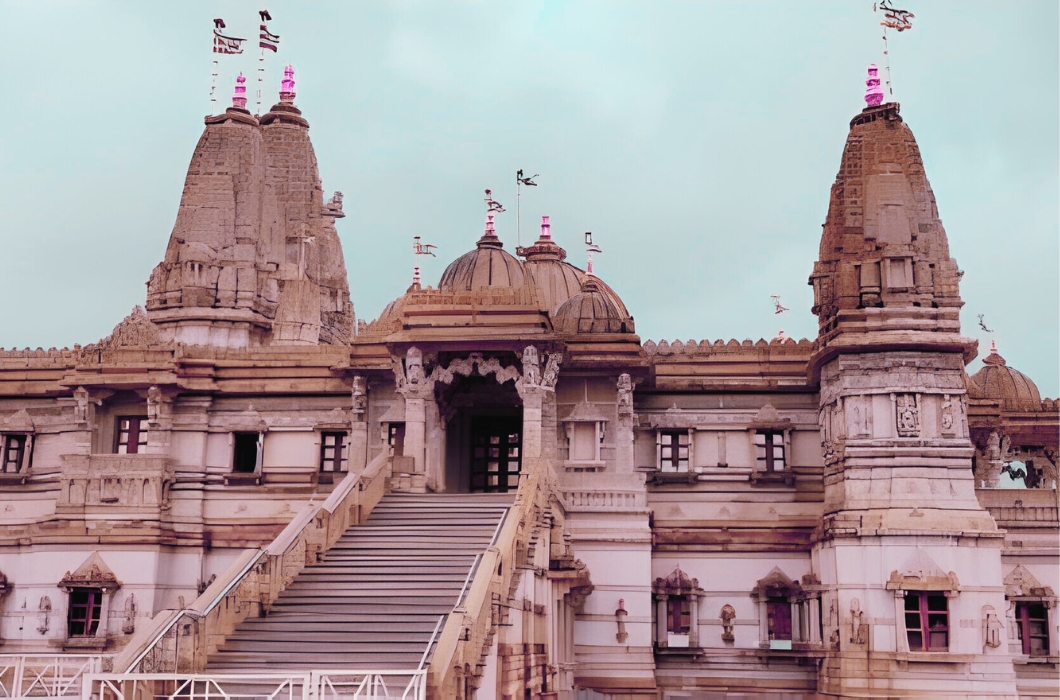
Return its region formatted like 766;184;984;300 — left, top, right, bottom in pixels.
771;295;789;315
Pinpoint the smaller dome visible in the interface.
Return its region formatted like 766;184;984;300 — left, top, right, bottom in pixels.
439;216;530;293
553;275;635;334
968;341;1042;410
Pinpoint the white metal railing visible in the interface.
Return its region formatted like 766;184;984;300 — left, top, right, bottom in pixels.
0;655;102;699
82;670;426;700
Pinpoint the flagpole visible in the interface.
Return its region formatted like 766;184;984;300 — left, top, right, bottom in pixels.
257;44;265;115
881;24;894;102
517;179;522;247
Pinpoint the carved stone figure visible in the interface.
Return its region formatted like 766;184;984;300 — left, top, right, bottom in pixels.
940;394;954;433
617;373;633;417
351;376;367;417
123;594;137;635
522;346;541;386
896;394;920;437
147;386;162;425
541;353;562;388
73;387;90;425
850;598;866;644
406;347;425;386
720;604;736;642
37;596;51;635
982;606;1002;649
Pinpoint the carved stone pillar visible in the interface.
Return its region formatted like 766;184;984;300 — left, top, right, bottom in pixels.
615;373;635;473
656;594;669;647
522;388;544;465
349;376;368;471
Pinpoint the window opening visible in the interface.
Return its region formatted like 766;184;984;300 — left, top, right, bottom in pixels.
667;596;691;635
232;432;259;473
320;431;347;473
1015;602;1049;656
68;588;103;636
2;435;26;473
388;423;406;457
660;431;689;473
767;597;793;641
116;417;149;454
755;431;785;472
904;592;948;651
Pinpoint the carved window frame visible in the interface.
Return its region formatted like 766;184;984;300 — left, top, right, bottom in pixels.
653;566;704;653
750;568;822;650
886;569;960;655
749;429;793;486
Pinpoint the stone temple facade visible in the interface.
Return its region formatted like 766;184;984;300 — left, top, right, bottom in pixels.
0;67;1056;700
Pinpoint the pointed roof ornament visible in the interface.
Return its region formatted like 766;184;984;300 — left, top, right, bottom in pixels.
584;231;602;276
864;64;884;107
279;64;296;103
540;215;551;241
983;339;1007;366
233;72;248;109
410;265;422;292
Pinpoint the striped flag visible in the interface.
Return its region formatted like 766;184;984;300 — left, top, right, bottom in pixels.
259;10;280;52
213;19;246;54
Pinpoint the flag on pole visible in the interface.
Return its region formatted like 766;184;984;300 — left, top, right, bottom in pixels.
213;19;246;54
259;10;280;52
877;1;914;31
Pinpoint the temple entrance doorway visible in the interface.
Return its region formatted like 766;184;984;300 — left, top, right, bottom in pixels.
439;372;523;493
469;416;522;493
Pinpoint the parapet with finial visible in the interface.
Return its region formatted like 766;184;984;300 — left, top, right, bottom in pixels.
280;64;296;103
864;64;883;107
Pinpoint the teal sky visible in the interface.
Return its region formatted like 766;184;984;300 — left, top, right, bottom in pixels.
1;1;1057;396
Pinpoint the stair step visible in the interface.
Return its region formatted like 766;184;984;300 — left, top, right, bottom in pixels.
206;492;508;673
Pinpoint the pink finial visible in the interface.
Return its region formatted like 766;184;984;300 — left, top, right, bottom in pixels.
540;215;551;240
990;339;998;355
280;64;296;103
413;266;421;285
586;256;594;275
864;64;883;107
485;214;496;236
232;73;247;109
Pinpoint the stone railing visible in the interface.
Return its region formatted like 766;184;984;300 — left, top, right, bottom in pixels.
976;487;1059;527
114;451;391;675
427;459;556;697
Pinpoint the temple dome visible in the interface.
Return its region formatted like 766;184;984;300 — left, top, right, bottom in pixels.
553;275;634;334
968;342;1042;410
438;217;531;293
520;216;632;318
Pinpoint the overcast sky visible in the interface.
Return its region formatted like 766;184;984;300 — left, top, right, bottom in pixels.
1;1;1056;395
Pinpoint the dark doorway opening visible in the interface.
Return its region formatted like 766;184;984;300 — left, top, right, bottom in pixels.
469;416;522;493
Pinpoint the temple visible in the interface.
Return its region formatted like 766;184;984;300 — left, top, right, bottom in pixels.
0;64;1055;700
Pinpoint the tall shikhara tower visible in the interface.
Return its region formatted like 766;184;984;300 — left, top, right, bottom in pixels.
807;78;1018;696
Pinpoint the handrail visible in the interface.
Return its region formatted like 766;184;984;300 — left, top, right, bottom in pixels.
454;553;482;610
118;451;393;675
487;506;510;549
417;615;448;672
427;459;558;696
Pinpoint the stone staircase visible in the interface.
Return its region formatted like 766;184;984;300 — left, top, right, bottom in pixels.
206;492;514;672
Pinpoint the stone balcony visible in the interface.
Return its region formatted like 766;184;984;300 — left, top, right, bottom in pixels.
57;454;172;516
